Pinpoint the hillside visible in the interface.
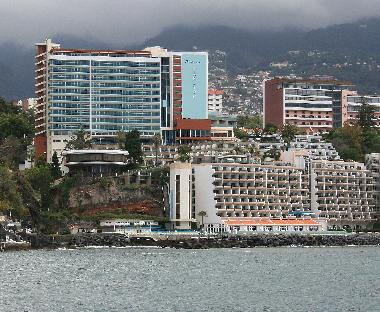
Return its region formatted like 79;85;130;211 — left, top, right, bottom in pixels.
2;18;380;100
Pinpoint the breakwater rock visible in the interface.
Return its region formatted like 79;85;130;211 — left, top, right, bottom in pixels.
156;233;380;249
27;232;380;249
43;233;380;249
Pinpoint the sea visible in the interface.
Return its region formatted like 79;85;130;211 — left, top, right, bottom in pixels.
1;246;379;312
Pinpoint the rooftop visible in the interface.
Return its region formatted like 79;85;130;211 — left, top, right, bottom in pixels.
222;218;320;226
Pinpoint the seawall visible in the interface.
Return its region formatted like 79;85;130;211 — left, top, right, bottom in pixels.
27;232;380;249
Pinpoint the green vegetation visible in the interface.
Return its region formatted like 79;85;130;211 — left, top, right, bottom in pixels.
51;151;62;179
25;161;54;209
177;145;192;162
326;103;380;161
0;165;26;219
237;114;262;129
65;127;92;150
233;128;249;141
373;219;380;231
0;97;34;169
125;130;144;168
152;133;162;165
264;123;278;134
263;147;281;161
281;123;303;145
198;211;207;229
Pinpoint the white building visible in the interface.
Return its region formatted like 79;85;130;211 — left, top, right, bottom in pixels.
169;156;376;232
208;89;224;113
365;153;380;217
310;160;374;230
100;219;159;233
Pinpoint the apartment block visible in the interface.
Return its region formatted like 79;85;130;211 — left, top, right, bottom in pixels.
169;161;311;231
208;89;224;113
365;153;380;216
169;156;376;232
263;78;354;133
288;135;340;160
310;160;374;230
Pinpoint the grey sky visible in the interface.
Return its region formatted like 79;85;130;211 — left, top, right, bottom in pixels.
1;0;379;46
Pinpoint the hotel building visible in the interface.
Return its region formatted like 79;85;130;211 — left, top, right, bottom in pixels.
169;156;375;232
365;153;380;217
35;40;209;162
169;160;311;230
263;78;354;133
310;160;374;229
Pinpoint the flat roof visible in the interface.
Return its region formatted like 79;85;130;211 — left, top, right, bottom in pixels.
268;77;353;86
222;218;320;226
51;48;151;56
62;149;129;155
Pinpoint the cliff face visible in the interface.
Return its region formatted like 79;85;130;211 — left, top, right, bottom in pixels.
55;175;167;218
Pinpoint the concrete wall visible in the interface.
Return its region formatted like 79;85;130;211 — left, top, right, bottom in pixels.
193;164;222;225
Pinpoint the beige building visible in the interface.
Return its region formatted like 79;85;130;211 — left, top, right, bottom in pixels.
365;153;380;217
169;156;376;232
310;160;374;230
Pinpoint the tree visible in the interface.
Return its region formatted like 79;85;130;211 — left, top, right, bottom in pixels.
237;114;263;129
0;97;19;114
357;97;375;130
264;123;278;134
0;165;25;219
0;136;29;169
326;123;363;161
0;111;35;144
152;133;162;165
65;127;92;150
234;128;249;141
198;211;207;230
125;130;144;167
177;145;191;162
281;124;299;145
263;147;281;161
25;164;54;210
51;151;62;179
116;131;126;149
247;144;261;159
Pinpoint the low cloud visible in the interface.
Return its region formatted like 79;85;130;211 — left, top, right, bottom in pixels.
0;0;379;47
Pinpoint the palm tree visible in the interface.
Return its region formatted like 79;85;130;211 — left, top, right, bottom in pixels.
152;133;162;165
198;211;207;230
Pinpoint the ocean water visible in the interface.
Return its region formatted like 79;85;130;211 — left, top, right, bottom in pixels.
0;247;379;312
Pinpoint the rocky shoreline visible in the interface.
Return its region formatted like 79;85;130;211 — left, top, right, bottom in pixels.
22;232;380;250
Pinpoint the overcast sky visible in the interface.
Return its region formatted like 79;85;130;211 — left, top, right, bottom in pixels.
1;0;379;47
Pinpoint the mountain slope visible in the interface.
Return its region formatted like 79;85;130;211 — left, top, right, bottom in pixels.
2;18;380;100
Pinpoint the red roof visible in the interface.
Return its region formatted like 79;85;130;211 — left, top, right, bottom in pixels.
209;89;224;95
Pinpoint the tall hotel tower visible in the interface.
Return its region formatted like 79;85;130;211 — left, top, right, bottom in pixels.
35;40;208;162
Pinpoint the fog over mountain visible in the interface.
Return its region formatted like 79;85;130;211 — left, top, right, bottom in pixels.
1;0;380;99
1;0;380;47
